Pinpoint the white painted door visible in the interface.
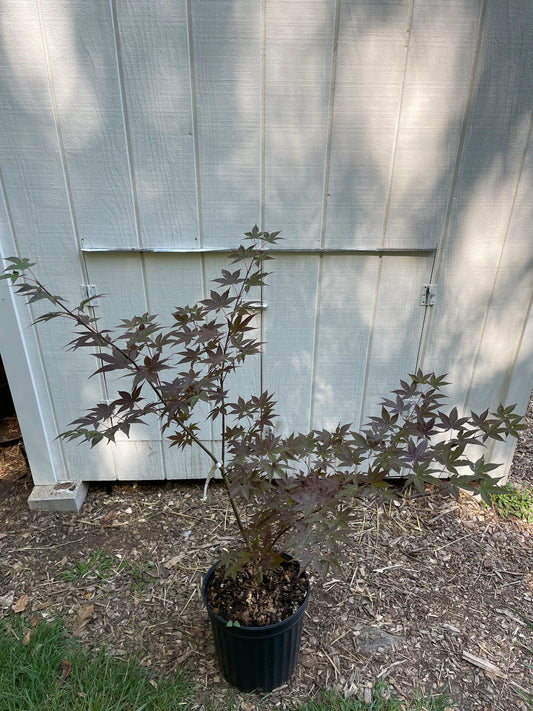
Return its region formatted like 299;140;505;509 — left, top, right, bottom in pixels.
83;245;434;480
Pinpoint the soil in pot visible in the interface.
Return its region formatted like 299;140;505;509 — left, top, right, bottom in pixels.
206;557;308;627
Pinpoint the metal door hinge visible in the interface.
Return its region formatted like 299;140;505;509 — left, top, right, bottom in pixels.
420;284;436;306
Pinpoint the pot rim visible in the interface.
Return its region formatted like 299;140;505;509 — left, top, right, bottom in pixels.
201;559;310;631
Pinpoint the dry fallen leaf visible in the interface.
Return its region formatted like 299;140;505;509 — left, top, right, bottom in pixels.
0;533;8;540
61;660;72;682
100;510;117;527
11;593;29;614
22;630;32;646
189;626;204;637
73;604;94;636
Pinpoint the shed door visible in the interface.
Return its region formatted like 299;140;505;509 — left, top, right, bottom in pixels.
85;247;434;480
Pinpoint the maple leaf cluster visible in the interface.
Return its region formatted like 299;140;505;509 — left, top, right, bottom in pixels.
1;229;525;579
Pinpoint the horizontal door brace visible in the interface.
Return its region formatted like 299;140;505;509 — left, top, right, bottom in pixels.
81;245;436;257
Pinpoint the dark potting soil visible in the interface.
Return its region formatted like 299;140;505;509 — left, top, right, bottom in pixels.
206;559;308;627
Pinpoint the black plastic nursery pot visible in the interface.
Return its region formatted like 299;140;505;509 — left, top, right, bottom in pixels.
202;561;310;692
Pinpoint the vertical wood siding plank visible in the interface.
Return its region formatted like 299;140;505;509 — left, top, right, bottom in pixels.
0;78;64;486
383;0;483;249
38;0;138;249
263;1;336;247
311;255;380;429
143;252;214;477
325;1;411;248
83;253;163;479
0;244;61;485
114;0;198;248
359;254;434;425
262;255;320;434
319;0;341;248
203;254;262;420
189;1;262;246
465;118;533;411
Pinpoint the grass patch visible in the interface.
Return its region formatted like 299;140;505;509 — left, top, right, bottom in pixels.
490;483;533;523
129;560;156;594
61;551;157;594
516;610;533;708
290;683;454;710
61;549;126;582
0;616;456;710
0;614;193;711
0;616;66;710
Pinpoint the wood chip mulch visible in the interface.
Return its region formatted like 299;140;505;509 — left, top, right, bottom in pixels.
0;402;532;710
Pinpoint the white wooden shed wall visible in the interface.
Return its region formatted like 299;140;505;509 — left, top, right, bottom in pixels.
0;0;532;491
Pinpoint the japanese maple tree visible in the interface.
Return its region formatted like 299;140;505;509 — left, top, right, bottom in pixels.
1;228;525;579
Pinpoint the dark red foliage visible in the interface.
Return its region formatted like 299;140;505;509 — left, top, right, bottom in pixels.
0;231;525;580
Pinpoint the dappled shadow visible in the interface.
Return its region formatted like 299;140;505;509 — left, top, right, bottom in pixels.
0;0;531;481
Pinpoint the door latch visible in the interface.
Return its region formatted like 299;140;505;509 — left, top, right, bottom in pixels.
420;284;436;307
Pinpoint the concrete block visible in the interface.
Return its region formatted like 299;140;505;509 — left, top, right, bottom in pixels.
28;481;88;512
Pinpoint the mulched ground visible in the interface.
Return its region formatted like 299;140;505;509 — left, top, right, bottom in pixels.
0;409;532;711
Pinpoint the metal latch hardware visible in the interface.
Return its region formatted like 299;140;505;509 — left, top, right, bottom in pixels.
420;284;436;307
83;284;99;307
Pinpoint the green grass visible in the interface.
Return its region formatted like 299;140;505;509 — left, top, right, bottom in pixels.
290;683;453;710
516;611;533;708
0;615;193;711
129;560;156;594
61;549;126;582
0;614;457;711
61;551;156;594
490;482;533;523
0;616;66;710
47;648;193;711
